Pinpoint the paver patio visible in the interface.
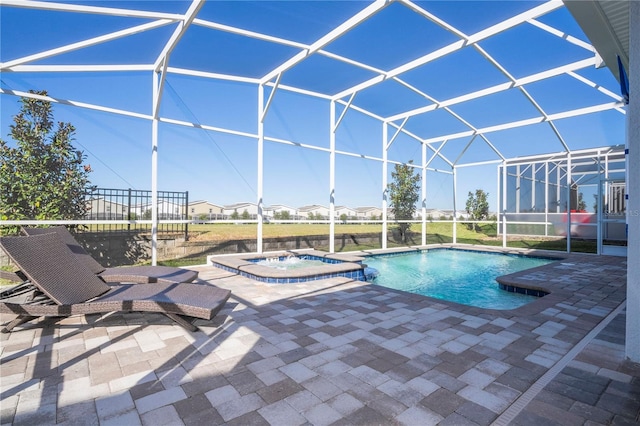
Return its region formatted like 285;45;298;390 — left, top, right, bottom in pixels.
1;248;638;425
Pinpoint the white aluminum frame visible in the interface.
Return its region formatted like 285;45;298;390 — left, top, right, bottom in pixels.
0;0;629;260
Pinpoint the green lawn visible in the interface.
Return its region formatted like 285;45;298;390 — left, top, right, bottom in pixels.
157;222;596;266
188;221;495;241
0;221;599;277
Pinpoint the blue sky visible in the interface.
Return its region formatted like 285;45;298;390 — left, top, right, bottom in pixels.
0;1;626;213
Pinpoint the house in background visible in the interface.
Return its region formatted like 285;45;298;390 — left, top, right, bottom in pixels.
265;204;300;220
86;198;129;220
223;202;259;219
132;200;185;220
335;206;358;220
189;200;224;221
170;200;464;222
355;206;383;220
298;205;330;220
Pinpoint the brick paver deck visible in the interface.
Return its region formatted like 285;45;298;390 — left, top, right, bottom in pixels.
1;247;638;425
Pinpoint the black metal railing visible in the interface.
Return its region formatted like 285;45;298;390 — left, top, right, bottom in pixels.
83;188;189;237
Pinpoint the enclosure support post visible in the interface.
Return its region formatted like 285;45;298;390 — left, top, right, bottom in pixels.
257;84;265;253
531;165;536;212
496;165;501;235
515;164;520;213
626;0;640;362
452;166;457;244
556;164;561;213
329;101;336;253
421;141;427;246
151;72;159;266
596;154;602;255
382;123;388;250
502;161;507;248
566;153;572;253
544;162;549;236
604;153;610;209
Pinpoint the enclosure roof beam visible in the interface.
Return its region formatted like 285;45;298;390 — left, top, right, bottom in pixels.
260;73;282;123
0;19;174;70
400;0;469;39
472;43;571;152
479;136;506;161
152;0;203;118
195;17;392;81
386;117;409;150
0;0;184;20
502;145;625;165
334;1;562;100
567;71;626;113
333;92;357;133
423;101;623;144
168;67;260;84
526;18;595;52
391;78;505;162
393;78;504;161
261;0;390;85
454;159;503;168
425;140;451;168
5;65;154;72
193;19;308;49
0;87;152;120
453;136;478;166
385;57;596;122
153;0;202;72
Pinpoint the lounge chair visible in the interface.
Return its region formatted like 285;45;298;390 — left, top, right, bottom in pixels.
0;232;231;333
22;226;198;284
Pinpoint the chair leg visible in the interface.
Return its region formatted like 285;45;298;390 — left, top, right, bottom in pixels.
2;315;37;333
163;313;199;332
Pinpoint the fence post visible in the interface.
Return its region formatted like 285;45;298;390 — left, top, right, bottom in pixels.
127;188;132;232
184;190;189;241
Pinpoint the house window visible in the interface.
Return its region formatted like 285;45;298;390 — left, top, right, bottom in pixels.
191;208;195;213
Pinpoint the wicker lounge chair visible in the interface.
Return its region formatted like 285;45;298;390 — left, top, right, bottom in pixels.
0;232;231;333
22;226;198;284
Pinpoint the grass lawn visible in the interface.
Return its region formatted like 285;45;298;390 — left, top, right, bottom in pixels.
156;222;596;267
0;221;600;278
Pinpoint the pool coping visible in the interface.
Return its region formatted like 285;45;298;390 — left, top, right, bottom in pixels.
207;249;368;283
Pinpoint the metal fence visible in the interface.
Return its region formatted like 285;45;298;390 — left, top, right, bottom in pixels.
83;188;189;237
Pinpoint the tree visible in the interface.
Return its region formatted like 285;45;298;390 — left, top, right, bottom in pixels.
230;211;239;220
577;192;587;212
465;189;489;231
241;209;250;220
387;161;420;243
1;90;93;234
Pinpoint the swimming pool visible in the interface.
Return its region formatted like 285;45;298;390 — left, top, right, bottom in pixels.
365;249;554;310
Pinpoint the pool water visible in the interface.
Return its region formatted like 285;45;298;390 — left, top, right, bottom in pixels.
365;249;553;309
255;256;327;270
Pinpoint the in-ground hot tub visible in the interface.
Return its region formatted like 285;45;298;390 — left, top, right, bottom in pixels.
208;250;369;283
